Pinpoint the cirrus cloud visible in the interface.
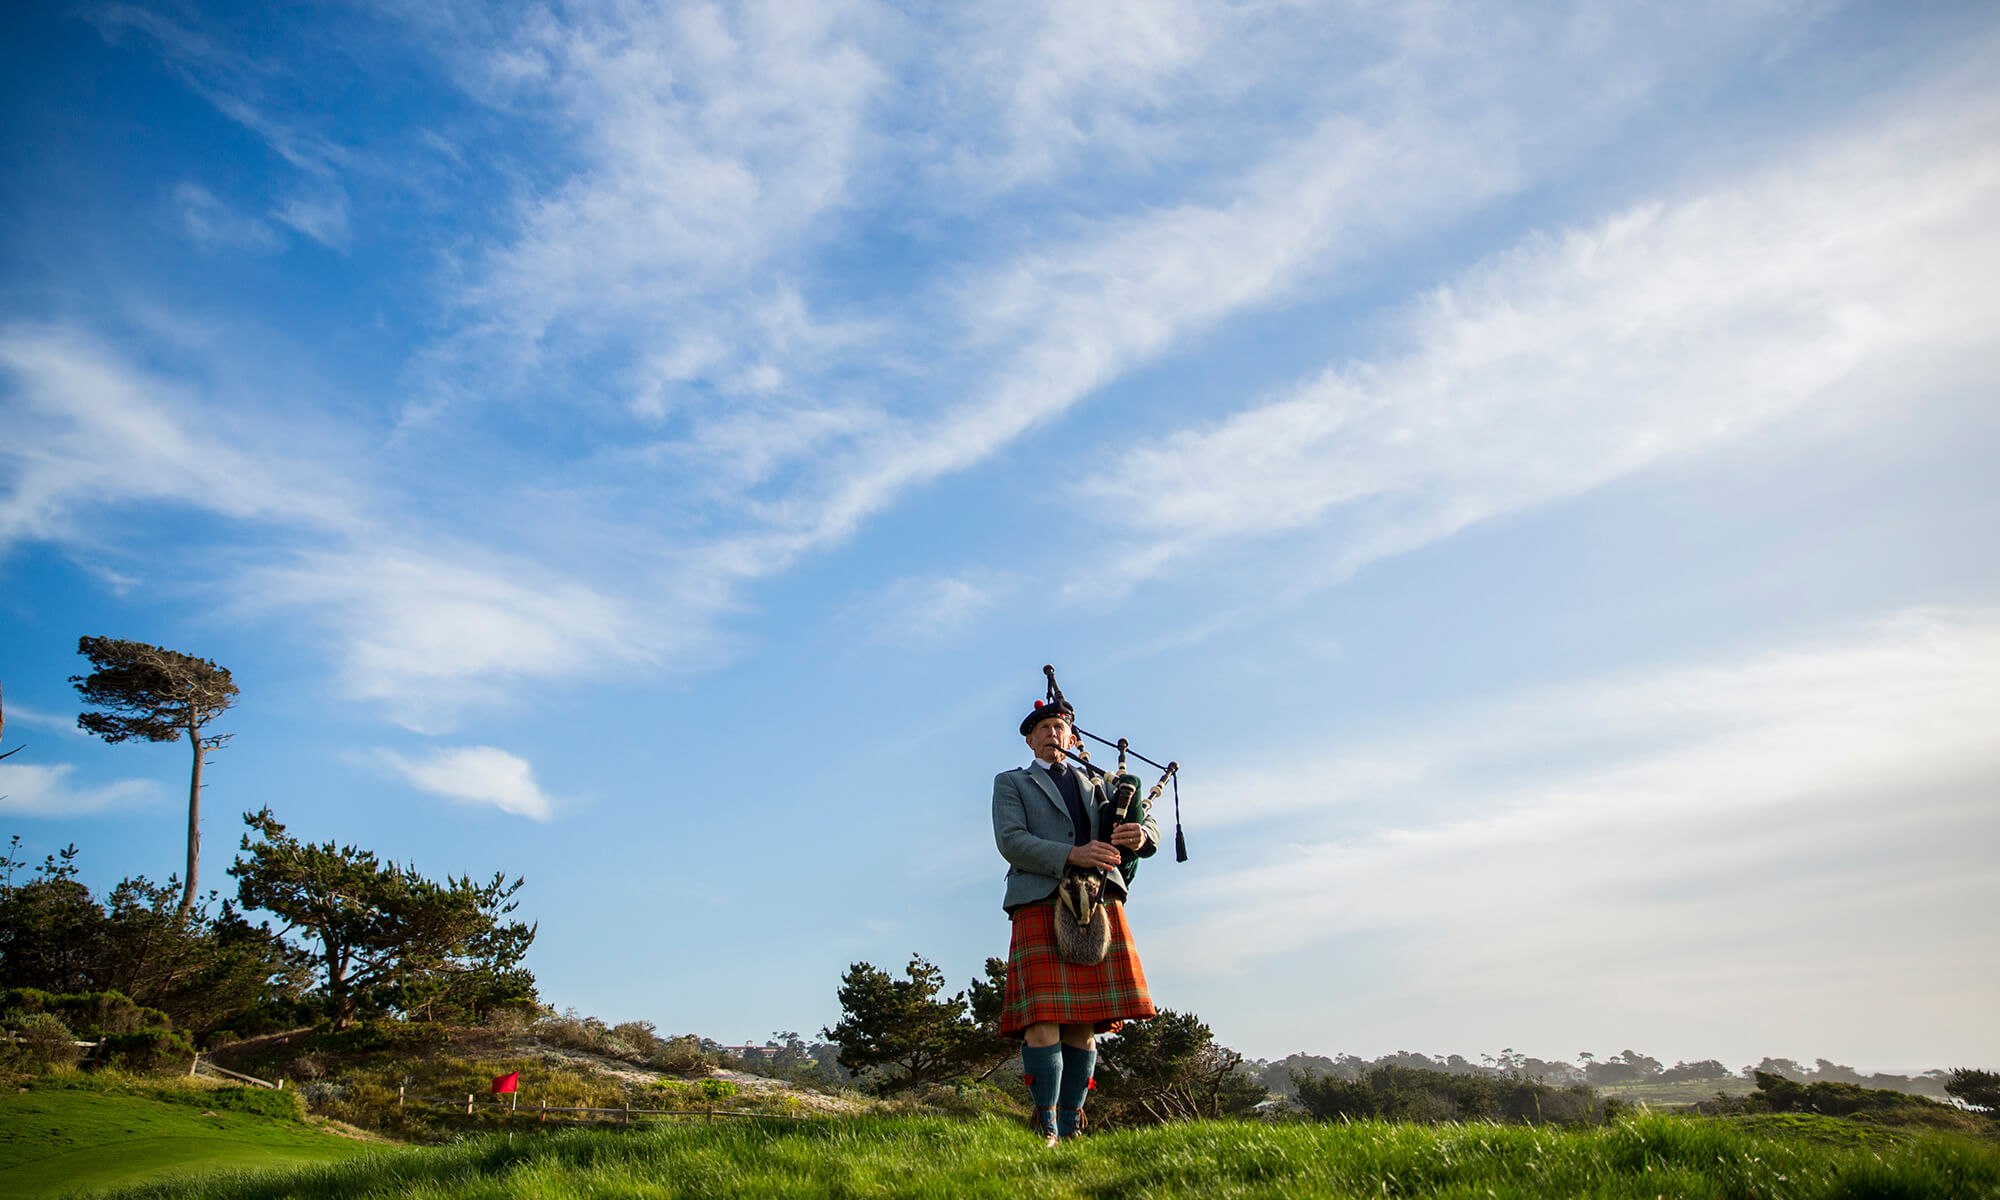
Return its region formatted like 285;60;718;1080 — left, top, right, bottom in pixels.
0;762;156;817
379;745;554;821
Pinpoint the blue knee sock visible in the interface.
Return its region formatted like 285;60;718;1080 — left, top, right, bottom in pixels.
1056;1043;1096;1136
1021;1043;1062;1132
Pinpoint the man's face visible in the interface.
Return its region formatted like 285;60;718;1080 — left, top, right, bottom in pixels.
1026;715;1075;764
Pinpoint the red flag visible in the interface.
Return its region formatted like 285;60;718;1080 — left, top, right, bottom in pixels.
492;1072;519;1094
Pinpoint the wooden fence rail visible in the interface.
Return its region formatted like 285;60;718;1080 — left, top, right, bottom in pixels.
189;1054;282;1089
397;1088;811;1124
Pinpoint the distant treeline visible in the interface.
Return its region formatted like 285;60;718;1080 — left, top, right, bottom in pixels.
1249;1050;1954;1101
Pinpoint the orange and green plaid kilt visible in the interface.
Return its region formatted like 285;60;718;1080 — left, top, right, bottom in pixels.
999;896;1155;1037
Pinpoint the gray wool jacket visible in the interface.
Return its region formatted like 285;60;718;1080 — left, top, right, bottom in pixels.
991;762;1160;912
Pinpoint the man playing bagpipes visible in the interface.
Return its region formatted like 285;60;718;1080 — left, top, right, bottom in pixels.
990;673;1166;1146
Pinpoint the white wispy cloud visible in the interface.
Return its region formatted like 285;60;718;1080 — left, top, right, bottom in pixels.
0;762;155;816
272;191;350;249
15;1;1979;741
252;550;671;734
935;0;1208;190
0;701;86;738
380;745;554;821
0;328;685;731
609;0;1831;578
862;571;1014;645
1147;608;2000;984
93;6;363;182
0;325;363;549
413;0;887;423
171;182;281;252
1082;83;2000;590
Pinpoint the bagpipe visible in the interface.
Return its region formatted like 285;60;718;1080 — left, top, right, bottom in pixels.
1040;664;1187;869
1037;664;1186;966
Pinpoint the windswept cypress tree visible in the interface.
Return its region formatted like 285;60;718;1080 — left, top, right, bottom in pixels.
72;637;238;921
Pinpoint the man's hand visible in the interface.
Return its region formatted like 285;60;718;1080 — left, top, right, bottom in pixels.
1067;841;1122;872
1110;822;1147;852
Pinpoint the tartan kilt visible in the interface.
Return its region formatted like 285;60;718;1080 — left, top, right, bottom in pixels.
999;895;1155;1037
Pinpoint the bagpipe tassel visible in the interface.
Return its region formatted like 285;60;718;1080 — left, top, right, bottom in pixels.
1173;771;1188;862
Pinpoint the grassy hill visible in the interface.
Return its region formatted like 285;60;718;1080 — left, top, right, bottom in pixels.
78;1111;2000;1200
0;1075;381;1199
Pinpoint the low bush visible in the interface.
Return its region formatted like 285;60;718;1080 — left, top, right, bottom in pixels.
535;1010;619;1058
1293;1063;1607;1125
648;1034;714;1075
531;1010;719;1076
883;1079;1020;1121
1695;1070;1995;1134
99;1027;197;1071
3;1010;81;1072
303;1019;435;1056
0;986;171;1039
1946;1068;2000;1113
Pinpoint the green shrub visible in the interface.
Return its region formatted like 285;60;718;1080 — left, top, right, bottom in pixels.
303;1018;437;1055
609;1020;661;1059
1945;1068;2000;1113
699;1078;738;1101
644;1079;711;1111
534;1009;617;1057
1293;1064;1607;1125
99;1027;197;1071
1698;1070;1992;1133
648;1033;716;1075
4;1011;81;1072
0;987;171;1039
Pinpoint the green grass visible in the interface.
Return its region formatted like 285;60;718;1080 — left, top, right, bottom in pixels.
0;1076;379;1198
79;1112;2000;1200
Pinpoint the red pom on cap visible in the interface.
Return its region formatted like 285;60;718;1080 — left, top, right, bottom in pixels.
1033;700;1043;708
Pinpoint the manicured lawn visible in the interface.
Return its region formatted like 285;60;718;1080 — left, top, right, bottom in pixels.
0;1086;378;1198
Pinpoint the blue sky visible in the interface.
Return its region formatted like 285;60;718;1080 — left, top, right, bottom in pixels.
2;0;1996;1072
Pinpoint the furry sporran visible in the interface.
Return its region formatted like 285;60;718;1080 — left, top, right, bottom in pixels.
1054;871;1114;964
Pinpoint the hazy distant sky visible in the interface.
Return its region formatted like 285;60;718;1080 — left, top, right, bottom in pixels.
3;1;1995;1072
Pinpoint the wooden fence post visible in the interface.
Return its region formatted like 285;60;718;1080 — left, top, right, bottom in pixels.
188;1053;199;1077
466;1094;473;1116
398;1086;405;1109
541;1098;547;1124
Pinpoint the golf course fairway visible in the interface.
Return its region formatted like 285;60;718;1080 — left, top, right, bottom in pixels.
0;1086;379;1198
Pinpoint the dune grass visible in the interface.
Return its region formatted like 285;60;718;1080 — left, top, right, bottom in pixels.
0;1078;376;1198
84;1111;2000;1200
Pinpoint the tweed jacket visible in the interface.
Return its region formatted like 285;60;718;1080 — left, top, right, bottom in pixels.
992;762;1161;912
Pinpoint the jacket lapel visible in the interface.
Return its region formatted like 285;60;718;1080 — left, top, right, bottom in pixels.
1030;765;1069;822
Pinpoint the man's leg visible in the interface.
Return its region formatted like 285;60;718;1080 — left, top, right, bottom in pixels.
1021;1023;1063;1145
1055;1025;1096;1138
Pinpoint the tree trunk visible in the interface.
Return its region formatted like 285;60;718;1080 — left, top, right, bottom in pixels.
177;728;203;921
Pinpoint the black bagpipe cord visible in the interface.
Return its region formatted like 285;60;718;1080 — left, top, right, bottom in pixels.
1172;769;1187;863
